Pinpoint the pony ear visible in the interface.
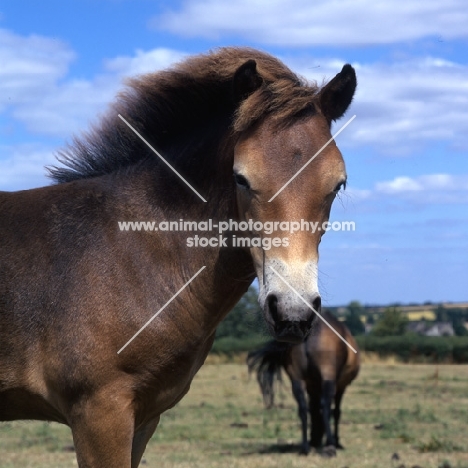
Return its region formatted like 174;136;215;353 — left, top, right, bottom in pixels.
233;59;263;102
319;64;356;123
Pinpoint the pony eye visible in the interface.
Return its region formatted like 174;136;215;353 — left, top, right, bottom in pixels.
234;173;251;190
333;181;346;193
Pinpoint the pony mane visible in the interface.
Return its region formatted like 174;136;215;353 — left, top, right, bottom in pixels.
49;47;320;183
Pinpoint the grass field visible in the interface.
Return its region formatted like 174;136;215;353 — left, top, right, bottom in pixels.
1;361;468;468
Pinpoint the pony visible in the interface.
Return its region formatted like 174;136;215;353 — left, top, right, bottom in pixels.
247;312;360;456
0;47;356;467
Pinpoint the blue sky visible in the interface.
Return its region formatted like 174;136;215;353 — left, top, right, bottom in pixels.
1;0;467;306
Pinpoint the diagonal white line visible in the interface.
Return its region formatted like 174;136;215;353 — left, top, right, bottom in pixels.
118;114;207;203
117;266;206;354
268;114;356;202
269;266;357;354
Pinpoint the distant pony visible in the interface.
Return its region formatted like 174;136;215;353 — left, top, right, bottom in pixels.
248;312;360;456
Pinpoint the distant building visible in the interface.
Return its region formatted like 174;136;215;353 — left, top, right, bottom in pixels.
425;322;455;337
406;321;428;335
406;321;455;337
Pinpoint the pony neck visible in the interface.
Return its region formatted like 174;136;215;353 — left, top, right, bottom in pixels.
108;160;255;337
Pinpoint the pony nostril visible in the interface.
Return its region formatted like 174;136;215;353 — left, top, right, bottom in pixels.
311;295;321;313
267;294;278;322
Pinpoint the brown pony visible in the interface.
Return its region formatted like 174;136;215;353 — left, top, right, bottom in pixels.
0;47;356;467
247;312;360;456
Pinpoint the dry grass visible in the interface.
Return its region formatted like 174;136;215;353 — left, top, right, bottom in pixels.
407;310;436;321
1;363;468;467
359;351;400;365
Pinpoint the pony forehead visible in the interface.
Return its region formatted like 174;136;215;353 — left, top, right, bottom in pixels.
233;78;320;134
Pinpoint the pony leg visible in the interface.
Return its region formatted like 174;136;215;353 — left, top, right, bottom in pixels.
70;389;135;468
321;380;336;451
291;379;309;454
309;394;324;448
131;417;160;468
334;390;345;449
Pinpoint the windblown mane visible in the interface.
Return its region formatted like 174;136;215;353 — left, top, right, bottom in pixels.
49;47;320;184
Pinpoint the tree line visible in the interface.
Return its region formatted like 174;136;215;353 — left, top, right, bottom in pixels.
211;286;468;359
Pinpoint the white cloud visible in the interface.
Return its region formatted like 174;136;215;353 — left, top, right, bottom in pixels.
288;56;468;154
0;28;187;190
333;174;468;218
11;77;116;136
17;48;186;136
355;59;468;151
376;176;424;193
347;173;468;207
0;28;186;138
0;28;74;112
376;174;468;194
152;0;468;45
105;48;186;77
0;144;56;191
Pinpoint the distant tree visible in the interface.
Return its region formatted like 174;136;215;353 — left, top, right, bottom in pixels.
323;307;338;317
215;286;263;339
453;319;468;336
445;309;468;332
371;307;408;336
450;307;468;321
344;301;365;336
348;300;364;316
435;304;448;322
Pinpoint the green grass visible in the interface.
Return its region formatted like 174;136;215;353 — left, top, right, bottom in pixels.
1;363;468;467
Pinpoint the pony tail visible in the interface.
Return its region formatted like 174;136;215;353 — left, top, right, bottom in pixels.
247;341;291;408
